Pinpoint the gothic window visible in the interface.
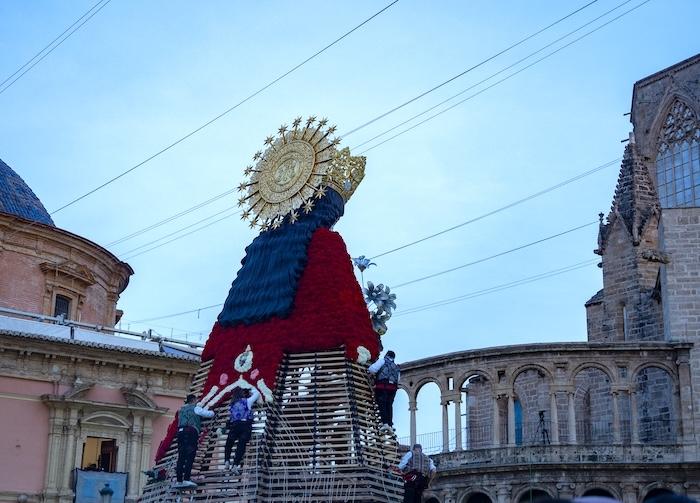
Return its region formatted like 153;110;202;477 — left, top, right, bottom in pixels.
655;99;700;208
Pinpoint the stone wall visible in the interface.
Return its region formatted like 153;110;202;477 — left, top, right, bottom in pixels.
658;208;700;438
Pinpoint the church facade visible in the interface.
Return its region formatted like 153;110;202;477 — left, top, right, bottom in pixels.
400;54;700;503
0;160;198;503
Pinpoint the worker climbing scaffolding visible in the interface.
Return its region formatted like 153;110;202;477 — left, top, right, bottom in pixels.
140;117;405;502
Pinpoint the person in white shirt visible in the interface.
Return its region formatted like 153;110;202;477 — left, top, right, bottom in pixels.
368;350;400;431
224;387;261;473
397;443;436;503
174;394;215;488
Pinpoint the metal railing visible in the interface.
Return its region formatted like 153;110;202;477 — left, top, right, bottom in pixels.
400;417;680;455
0;305;204;352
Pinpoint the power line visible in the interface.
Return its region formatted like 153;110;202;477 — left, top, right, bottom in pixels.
392;221;597;289
121;209;241;260
0;0;111;95
117;205;239;257
340;0;599;137
107;187;237;247
130;220;597;322
94;1;603;252
395;259;598;317
46;1;399;217
370;158;619;260
358;0;651;155
100;0;629;256
130;303;224;324
352;0;635;151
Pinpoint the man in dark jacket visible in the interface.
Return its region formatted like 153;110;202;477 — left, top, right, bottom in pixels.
174;394;215;488
368;350;400;432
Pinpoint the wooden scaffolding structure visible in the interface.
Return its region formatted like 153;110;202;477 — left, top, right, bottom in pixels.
140;348;404;502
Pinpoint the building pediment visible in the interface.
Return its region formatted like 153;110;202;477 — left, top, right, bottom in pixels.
40;260;96;287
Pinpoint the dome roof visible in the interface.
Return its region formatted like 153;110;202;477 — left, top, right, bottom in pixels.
0;158;54;226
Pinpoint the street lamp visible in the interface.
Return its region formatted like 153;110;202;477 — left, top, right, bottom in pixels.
99;483;114;503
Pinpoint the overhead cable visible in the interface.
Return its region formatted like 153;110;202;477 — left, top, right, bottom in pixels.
107;187;237;246
340;0;599;137
392;221;597;289
117;205;240;257
352;0;635;151
359;0;651;154
46;1;399;217
0;0;111;95
129;220;597;322
130;303;224;324
394;259;598;316
120;209;241;260
369;158;619;260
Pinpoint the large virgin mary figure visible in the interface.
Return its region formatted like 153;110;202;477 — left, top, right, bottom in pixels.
156;118;380;460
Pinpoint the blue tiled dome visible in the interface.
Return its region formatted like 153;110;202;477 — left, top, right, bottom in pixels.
0;158;54;226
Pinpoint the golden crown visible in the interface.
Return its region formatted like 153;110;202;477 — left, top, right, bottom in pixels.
236;117;365;230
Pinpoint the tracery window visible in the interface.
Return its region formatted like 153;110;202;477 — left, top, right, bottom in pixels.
655;99;700;208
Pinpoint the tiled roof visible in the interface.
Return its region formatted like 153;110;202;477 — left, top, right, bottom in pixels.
0;158;54;226
0;328;200;361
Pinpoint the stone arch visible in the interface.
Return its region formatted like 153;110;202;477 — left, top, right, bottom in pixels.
461;489;495;503
570;361;615;384
514;487;552;502
414;378;442;447
460;372;495;449
581;485;620;500
634;365;678;444
573;366;613;444
509;364;554;387
641;483;675;502
513;366;552;446
647;90;700;158
413;376;444;397
456;369;495;391
631;361;678;385
81;411;130;429
393;387;410;436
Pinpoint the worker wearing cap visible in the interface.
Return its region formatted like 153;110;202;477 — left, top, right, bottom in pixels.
174;394;215;488
398;443;436;503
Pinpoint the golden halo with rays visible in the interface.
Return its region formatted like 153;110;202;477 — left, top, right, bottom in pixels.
237;116;365;231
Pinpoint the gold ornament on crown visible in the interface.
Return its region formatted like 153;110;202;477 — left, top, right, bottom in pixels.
237;116;366;230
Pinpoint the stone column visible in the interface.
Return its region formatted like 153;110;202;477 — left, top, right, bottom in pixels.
44;407;63;496
612;391;621;444
550;392;560;444
677;355;696;447
409;399;417;446
60;408;78;493
127;416;142;500
621;483;637;503
442;401;450;453
556;483;575;501
507;394;516;446
497;485;511;503
493;396;501;447
453;396;462;451
567;392;577;444
629;389;639;444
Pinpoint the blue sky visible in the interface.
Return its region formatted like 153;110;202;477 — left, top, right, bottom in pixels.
1;0;698;437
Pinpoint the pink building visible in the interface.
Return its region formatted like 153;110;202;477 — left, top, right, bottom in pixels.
0;159;199;503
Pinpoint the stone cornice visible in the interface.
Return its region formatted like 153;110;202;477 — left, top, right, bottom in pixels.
40;394;168;417
0;212;133;293
400;341;692;371
0;330;199;371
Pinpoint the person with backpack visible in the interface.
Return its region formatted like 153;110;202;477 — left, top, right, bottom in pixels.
224;386;260;473
398;443;436;503
368;350;400;432
174;394;215;488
